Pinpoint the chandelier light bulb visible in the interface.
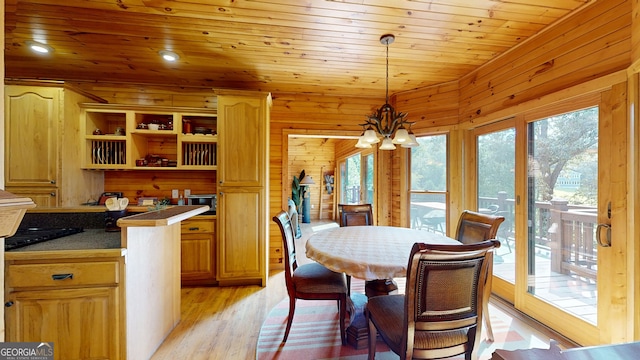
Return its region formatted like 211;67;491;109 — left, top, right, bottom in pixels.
379;137;396;150
392;127;410;144
402;133;419;148
355;136;373;148
363;128;380;143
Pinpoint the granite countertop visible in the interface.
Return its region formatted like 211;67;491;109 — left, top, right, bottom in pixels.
117;205;209;227
6;228;122;252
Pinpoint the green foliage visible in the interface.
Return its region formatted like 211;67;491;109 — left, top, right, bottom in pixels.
291;169;305;209
410;135;447;192
530;107;598;203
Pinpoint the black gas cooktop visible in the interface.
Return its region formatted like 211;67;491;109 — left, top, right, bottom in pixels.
5;228;84;251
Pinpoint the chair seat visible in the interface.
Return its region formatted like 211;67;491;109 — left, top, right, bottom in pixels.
367;295;469;354
293;262;348;294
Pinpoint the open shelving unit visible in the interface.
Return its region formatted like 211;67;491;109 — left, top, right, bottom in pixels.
80;104;217;170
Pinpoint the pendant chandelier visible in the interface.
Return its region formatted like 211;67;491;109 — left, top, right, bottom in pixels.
356;34;419;150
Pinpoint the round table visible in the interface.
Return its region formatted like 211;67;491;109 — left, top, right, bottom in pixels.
305;225;461;349
305;225;460;281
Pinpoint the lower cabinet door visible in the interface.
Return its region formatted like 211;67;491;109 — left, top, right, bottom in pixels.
181;232;216;286
5;287;121;360
217;187;266;285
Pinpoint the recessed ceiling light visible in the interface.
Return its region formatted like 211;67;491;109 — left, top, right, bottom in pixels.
159;50;180;62
26;40;53;54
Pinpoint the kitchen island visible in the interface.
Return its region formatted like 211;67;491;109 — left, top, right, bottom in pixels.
4;205;209;360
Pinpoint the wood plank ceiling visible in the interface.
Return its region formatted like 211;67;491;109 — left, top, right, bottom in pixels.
4;0;592;98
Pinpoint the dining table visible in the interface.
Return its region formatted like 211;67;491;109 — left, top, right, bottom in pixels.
305;225;461;349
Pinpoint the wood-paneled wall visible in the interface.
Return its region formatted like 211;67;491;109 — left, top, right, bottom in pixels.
71;83;219;203
389;0;632;237
70;83;217;109
457;0;631;124
394;81;461;132
287;137;337;222
104;170;216;204
75;0;636;277
269;95;372;268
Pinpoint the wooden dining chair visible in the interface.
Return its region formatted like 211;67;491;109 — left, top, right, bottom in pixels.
337;203;374;295
366;240;501;360
272;211;348;345
338;203;374;227
455;210;505;342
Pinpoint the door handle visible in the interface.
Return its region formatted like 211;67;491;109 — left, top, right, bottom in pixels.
596;223;611;247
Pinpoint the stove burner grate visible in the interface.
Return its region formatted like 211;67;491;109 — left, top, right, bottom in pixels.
5;227;84;251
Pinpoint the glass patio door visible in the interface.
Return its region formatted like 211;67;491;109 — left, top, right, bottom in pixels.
476;125;516;294
339;152;374;205
523;106;600;342
474;95;619;345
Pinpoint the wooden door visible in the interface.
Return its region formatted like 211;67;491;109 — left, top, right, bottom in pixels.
217;187;265;284
217;95;267;187
4;86;60;188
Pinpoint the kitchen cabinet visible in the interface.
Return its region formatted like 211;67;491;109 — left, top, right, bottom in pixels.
180;215;217;286
4;252;125;360
4;84;104;207
80;103;217;170
216;91;270;286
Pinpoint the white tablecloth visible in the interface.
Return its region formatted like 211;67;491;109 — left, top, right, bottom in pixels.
305;225;460;281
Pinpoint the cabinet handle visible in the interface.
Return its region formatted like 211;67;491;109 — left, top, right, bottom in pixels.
189;227;200;231
219;180;223;185
50;180;56;184
50;192;56;197
52;273;74;281
5;301;14;307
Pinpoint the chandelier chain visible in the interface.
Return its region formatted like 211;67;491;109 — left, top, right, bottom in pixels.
385;40;389;105
355;33;419;149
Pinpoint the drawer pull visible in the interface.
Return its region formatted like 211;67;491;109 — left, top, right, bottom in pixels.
5;301;14;307
52;273;74;281
189;227;200;231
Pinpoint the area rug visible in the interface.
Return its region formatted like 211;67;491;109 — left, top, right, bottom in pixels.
256;279;551;360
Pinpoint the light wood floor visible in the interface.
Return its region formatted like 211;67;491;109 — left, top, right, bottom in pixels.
150;221;572;360
149;271;287;360
149;222;321;360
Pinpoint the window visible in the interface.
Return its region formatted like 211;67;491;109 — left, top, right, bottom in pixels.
409;135;448;233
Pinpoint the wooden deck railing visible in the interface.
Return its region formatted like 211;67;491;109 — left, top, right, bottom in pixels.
480;194;597;280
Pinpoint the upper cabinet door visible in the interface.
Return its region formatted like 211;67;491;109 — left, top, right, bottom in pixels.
217;93;270;187
5;86;61;188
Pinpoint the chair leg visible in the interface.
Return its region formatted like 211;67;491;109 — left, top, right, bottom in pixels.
346;274;351;297
484;301;494;342
283;297;296;343
367;313;378;360
484;260;495;342
468;325;480;360
339;295;346;345
367;311;377;360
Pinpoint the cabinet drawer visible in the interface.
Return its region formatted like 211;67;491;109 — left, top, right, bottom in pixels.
7;261;120;288
181;220;214;234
